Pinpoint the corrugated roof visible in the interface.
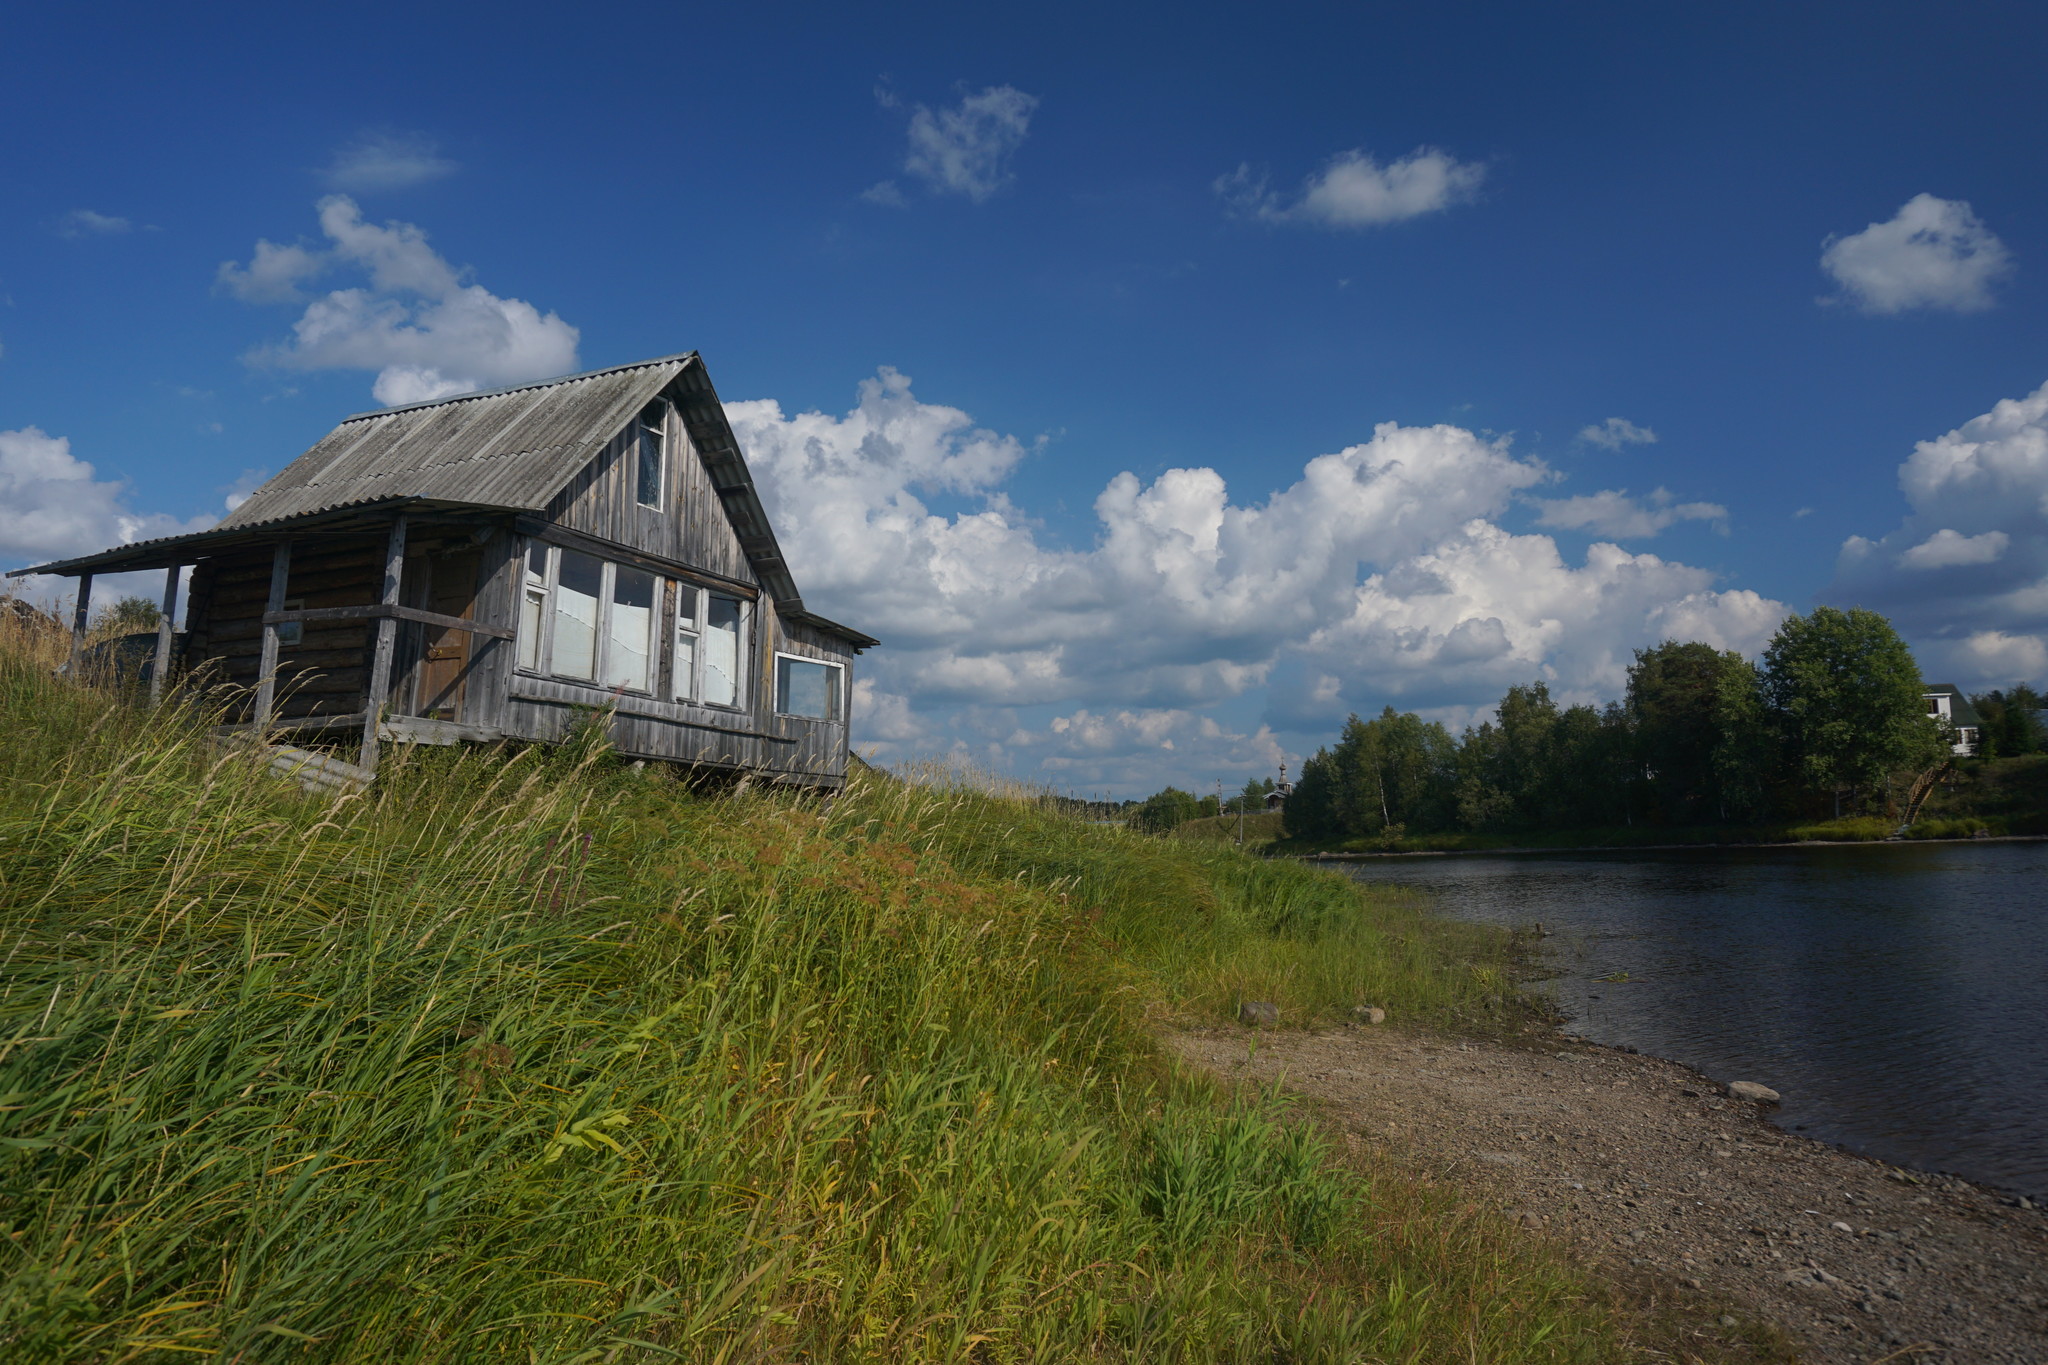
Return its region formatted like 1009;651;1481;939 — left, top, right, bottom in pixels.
219;355;690;527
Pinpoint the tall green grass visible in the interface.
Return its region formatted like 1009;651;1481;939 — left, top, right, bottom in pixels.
0;617;1630;1362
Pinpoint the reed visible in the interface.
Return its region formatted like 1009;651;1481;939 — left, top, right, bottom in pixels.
0;613;1629;1362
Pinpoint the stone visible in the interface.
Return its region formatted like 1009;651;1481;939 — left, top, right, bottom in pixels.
1728;1080;1781;1104
1350;1004;1387;1025
1238;1000;1279;1027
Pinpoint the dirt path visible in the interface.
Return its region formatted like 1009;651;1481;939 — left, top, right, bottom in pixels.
1170;1026;2048;1364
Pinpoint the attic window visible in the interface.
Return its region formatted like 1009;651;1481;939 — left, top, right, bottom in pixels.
635;403;667;511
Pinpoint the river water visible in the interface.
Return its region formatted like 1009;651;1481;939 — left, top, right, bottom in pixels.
1340;840;2048;1198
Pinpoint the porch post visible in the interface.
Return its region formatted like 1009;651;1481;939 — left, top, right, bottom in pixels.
150;564;182;704
252;539;293;730
359;515;409;774
67;573;94;677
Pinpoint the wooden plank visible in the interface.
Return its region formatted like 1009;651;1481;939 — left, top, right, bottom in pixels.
506;675;796;742
67;573;93;676
379;715;504;745
359;517;408;773
217;712;370;736
259;603;514;639
514;515;760;599
251;540;293;729
150;565;181;703
466;529;517;735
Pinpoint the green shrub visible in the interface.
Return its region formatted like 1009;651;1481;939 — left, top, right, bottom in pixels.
1903;816;1990;840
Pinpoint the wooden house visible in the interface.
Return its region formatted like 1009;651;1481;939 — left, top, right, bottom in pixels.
1922;684;1982;757
10;352;876;787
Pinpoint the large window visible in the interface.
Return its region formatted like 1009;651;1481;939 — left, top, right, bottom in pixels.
775;654;843;721
605;567;655;691
552;550;602;680
520;540;753;706
635;403;667;511
704;594;743;707
672;585;748;709
517;543;659;695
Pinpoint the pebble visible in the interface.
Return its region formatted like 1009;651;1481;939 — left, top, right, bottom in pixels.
1728;1080;1781;1103
1350;1004;1386;1025
1237;1000;1278;1026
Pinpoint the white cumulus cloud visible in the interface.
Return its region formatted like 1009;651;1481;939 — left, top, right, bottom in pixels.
730;371;1781;793
323;130;458;193
1577;417;1658;450
220;196;580;405
1531;487;1727;539
1829;379;2048;686
1215;146;1484;228
1820;194;2013;314
1899;527;2009;569
869;85;1038;205
0;427;218;606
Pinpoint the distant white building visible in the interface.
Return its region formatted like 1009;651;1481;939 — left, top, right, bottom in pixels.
1265;762;1294;811
1922;684;1981;757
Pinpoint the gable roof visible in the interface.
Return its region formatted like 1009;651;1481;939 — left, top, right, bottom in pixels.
1923;684;1983;728
218;354;690;527
9;353;876;648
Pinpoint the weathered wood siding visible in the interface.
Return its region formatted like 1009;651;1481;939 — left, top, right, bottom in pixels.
543;412;758;587
494;602;853;785
508;411;855;784
182;538;384;720
184;522;521;731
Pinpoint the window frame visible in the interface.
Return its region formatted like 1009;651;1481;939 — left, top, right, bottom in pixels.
634;402;667;512
513;541;662;698
671;582;702;704
700;589;749;712
773;651;844;723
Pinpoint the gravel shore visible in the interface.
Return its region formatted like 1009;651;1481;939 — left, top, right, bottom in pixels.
1170;1025;2048;1364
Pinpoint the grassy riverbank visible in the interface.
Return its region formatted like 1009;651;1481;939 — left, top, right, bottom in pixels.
0;619;1663;1363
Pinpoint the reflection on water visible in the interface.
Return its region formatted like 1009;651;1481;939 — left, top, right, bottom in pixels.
1343;841;2048;1196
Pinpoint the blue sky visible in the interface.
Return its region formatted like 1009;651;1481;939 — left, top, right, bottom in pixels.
5;1;2046;795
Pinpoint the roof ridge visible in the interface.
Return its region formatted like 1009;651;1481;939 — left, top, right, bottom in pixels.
339;351;700;422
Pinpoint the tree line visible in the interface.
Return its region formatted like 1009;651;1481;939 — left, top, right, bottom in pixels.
1277;606;2043;844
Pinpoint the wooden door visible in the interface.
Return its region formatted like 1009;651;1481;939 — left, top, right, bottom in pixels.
413;549;480;720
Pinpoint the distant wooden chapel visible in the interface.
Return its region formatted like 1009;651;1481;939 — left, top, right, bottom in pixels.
11;352;875;787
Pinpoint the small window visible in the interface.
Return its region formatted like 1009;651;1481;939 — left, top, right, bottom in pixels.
775;654;842;721
518;546;550;671
635;404;666;510
277;598;305;647
703;594;744;708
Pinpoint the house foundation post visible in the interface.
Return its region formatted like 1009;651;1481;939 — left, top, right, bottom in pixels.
359;515;409;775
252;540;293;730
67;573;94;678
151;564;182;704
